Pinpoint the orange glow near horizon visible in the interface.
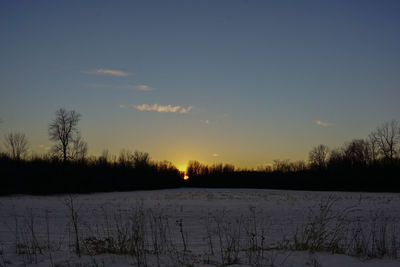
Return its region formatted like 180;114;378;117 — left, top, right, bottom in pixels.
177;163;188;173
183;175;189;180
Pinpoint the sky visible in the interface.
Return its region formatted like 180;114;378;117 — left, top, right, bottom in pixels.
0;0;399;170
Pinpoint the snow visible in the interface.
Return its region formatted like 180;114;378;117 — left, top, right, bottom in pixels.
1;188;400;266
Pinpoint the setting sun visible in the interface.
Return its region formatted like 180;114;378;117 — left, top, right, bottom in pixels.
183;175;189;181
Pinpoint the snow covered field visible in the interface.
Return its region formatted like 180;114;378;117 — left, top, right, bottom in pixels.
1;188;400;266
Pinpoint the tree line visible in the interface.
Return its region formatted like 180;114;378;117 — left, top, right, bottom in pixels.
1;109;400;194
0;108;183;195
308;120;400;169
185;120;400;192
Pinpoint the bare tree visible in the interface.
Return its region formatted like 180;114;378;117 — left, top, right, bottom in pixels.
4;132;29;160
132;150;151;168
309;144;329;169
71;133;88;162
370;120;400;161
118;149;133;167
187;160;204;177
98;149;110;165
343;139;371;166
368;132;380;162
272;159;292;173
48;108;81;162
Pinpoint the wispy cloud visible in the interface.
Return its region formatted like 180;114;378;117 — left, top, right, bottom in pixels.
135;104;180;113
179;106;193;114
82;69;131;77
119;104;126;109
315;120;334;127
134;84;153;91
86;83;154;91
201;119;210;125
212;153;219;157
134;104;193;114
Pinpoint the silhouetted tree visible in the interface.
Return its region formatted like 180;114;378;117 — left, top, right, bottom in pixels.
132;151;151;168
328;148;345;168
368;132;380;162
271;159;307;172
71;133;88;162
187;161;204;177
118;149;133;167
223;163;235;173
206;163;235;175
291;160;308;172
210;163;223;175
343;139;371;167
98;149;110;165
272;159;291;173
48;108;81;162
156;160;177;171
370;120;400;162
3;132;29;160
309;144;329;169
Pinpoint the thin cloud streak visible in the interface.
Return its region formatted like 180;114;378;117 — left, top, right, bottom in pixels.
179;106;193;114
315;120;334;127
134;104;193;114
135;84;153;91
82;69;131;76
86;83;154;91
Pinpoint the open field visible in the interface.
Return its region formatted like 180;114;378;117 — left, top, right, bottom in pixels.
1;188;400;266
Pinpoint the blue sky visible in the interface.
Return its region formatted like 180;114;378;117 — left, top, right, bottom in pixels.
1;0;399;169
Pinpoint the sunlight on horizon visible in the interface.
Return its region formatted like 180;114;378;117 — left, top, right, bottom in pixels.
177;163;188;173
